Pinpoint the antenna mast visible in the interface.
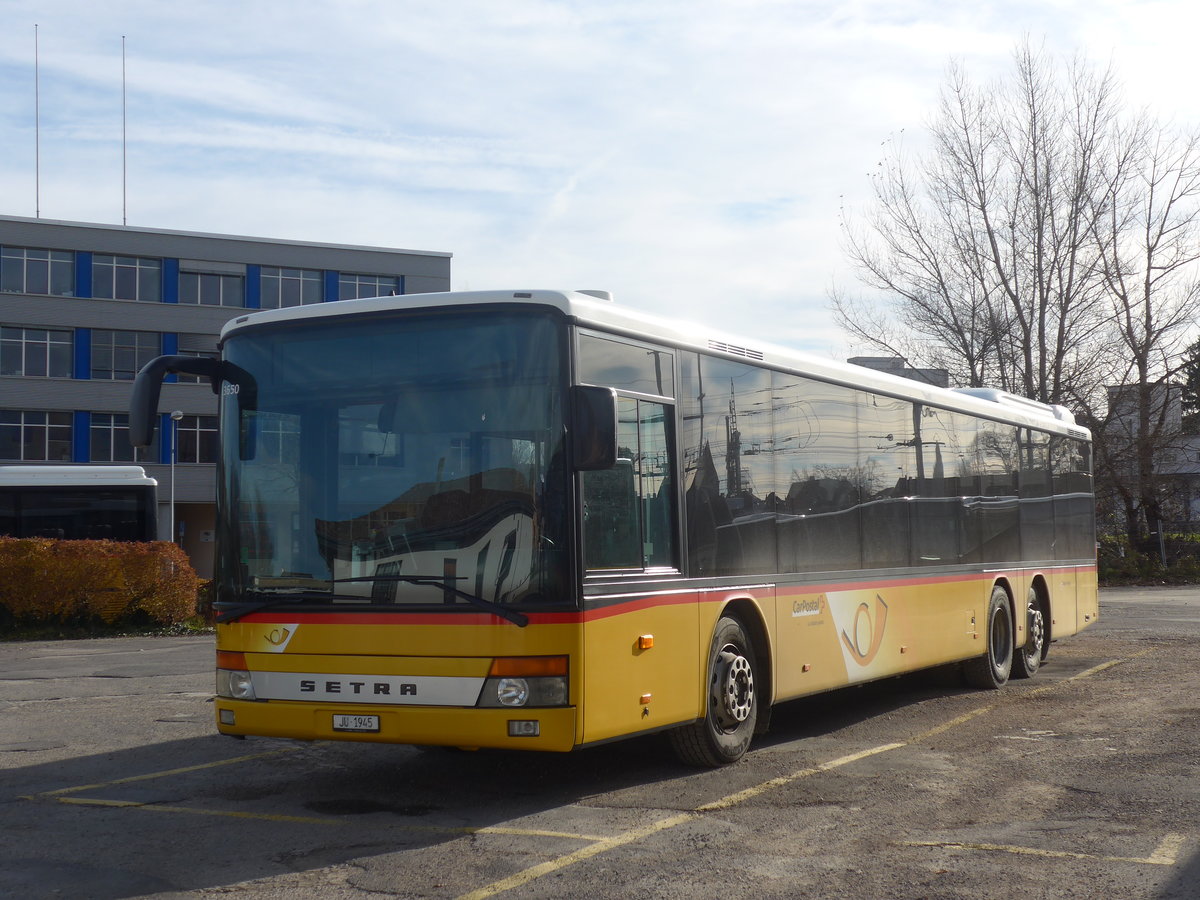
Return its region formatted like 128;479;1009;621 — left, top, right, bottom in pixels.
34;24;40;218
122;35;127;226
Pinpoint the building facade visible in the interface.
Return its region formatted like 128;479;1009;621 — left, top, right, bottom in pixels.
1;214;451;576
847;356;950;388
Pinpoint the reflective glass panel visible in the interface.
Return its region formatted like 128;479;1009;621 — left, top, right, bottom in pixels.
217;310;569;613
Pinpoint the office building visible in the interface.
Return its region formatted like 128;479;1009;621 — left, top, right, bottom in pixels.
0;214;452;576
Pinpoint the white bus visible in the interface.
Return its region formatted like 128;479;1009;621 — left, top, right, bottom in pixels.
0;465;158;542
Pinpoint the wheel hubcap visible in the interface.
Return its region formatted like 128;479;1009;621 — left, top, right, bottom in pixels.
1027;606;1044;657
716;647;754;727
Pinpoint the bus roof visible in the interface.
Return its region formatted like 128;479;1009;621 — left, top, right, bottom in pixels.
0;465;158;487
218;289;1091;440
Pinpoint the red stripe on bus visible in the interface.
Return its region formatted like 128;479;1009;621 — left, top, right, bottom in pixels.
232;565;1096;627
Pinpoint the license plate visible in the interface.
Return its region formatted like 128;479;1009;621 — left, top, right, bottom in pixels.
333;714;379;732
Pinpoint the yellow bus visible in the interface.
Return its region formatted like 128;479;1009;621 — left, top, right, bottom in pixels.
130;289;1097;766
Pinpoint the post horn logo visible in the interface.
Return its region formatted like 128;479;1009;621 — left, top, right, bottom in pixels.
841;595;889;666
265;627;291;646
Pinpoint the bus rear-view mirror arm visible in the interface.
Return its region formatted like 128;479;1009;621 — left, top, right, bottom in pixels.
571;385;618;471
129;355;224;448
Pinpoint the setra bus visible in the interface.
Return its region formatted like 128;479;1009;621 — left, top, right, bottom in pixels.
0;465;158;542
130;289;1097;765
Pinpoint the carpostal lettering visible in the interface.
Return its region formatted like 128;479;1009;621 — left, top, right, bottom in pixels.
792;595;826;618
299;679;416;696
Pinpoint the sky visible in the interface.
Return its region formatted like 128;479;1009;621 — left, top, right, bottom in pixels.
2;0;1199;358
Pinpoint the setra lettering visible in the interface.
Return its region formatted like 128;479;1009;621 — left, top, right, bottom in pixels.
292;678;423;697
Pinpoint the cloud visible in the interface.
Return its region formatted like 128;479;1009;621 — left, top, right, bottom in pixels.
3;0;1195;360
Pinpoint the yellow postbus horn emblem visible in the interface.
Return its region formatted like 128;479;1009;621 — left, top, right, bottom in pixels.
841;595;889;665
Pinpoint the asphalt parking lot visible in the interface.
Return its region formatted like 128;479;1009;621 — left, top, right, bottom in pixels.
2;585;1198;899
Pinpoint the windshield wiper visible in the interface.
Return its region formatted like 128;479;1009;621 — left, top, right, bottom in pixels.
332;575;529;627
215;589;366;623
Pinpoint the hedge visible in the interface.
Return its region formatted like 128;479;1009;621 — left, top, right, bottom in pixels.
0;538;200;628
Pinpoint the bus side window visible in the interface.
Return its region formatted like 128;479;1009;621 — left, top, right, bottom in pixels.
582;460;640;568
581;398;677;571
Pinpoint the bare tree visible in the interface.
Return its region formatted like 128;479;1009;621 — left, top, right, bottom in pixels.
836;40;1200;544
838;43;1121;402
1085;125;1200;542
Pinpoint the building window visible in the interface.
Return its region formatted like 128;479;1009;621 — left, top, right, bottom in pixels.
90;412;158;463
260;267;321;309
339;273;400;300
180;271;245;306
91;330;160;381
174;414;218;463
1;246;74;296
92;255;162;302
1;326;73;377
0;410;72;461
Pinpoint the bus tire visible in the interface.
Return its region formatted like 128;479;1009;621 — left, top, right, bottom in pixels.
1012;586;1047;679
669;616;758;767
963;586;1014;689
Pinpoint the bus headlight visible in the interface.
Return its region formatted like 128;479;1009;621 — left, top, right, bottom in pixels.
480;675;567;707
216;669;256;700
477;656;569;708
497;677;529;706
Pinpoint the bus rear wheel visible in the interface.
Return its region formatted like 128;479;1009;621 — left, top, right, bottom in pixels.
1012;586;1047;679
669;616;758;767
963;586;1013;689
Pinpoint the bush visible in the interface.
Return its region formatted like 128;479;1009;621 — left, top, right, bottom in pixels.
0;538;200;630
1098;532;1200;585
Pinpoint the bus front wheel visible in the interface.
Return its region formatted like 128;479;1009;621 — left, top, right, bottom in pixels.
669;616;758;767
963;586;1014;689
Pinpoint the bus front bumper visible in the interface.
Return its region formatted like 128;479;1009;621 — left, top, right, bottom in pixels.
214;699;578;752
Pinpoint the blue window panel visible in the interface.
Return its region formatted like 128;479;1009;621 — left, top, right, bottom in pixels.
162;333;179;383
73;411;90;462
75;252;92;298
160;414;173;464
74;328;91;380
323;270;338;302
245;264;261;309
162;259;180;303
398;274;406;295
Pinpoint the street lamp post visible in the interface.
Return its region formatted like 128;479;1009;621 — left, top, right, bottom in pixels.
169;410;183;543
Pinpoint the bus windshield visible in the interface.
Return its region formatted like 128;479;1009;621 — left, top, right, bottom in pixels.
215;309;569;619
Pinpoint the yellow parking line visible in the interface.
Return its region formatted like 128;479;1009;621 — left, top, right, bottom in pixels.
697;743;906;812
456;812;699;900
48;796;606;841
457;653;1142;899
21;652;1143;900
42;792;604;844
28;747;297;798
474;826;609;841
900;832;1187;866
458;742;906;900
911;706;995;741
56;796;344;826
1147;832;1187;865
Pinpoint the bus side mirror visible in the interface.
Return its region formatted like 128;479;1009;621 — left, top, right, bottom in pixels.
129;355;224;447
572;385;618;471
